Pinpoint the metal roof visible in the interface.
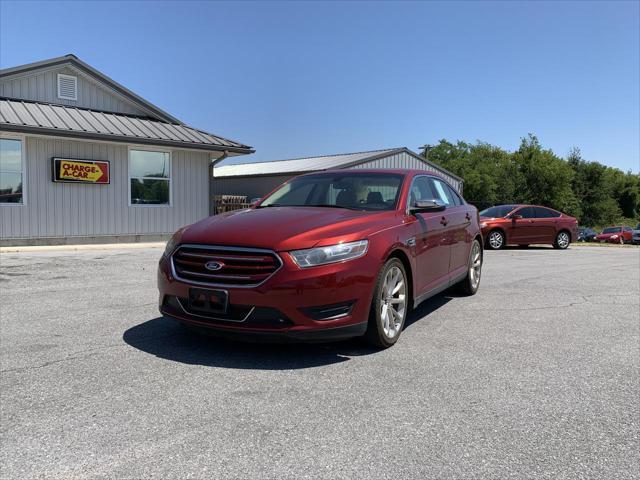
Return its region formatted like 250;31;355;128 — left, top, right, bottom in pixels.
0;98;253;154
0;54;180;124
213;147;462;181
214;148;405;177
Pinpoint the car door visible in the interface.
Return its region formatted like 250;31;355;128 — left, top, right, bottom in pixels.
429;177;470;276
406;176;451;296
508;206;538;243
534;207;560;243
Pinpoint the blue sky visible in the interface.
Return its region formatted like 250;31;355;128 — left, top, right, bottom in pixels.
1;1;638;172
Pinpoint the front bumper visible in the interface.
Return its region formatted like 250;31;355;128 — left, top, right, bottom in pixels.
157;249;379;341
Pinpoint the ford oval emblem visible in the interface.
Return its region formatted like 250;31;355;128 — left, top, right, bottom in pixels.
205;261;224;271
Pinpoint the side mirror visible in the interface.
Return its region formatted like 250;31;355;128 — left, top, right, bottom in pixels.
250;197;261;206
410;199;446;214
512;214;523;220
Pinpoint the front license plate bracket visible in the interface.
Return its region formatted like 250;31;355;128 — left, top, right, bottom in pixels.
188;288;228;315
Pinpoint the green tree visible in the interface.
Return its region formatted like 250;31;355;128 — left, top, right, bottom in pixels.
422;134;638;227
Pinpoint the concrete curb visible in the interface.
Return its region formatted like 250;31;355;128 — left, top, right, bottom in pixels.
572;242;639;248
0;242;166;253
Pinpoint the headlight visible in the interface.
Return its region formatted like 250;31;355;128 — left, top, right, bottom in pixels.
289;240;368;268
480;222;488;228
164;227;186;256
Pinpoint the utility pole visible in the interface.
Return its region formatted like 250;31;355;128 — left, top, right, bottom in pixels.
420;144;433;163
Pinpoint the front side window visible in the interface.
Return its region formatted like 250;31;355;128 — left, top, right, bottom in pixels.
480;205;517;218
0;138;24;204
409;176;437;205
259;172;404;211
430;177;465;207
129;149;170;205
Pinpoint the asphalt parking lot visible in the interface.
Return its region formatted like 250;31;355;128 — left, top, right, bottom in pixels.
0;245;638;479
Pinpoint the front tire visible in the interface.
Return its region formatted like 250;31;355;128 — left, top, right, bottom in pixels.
487;230;505;250
554;231;571;249
455;239;483;295
364;258;408;348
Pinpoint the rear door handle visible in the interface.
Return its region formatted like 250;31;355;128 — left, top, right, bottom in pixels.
440;217;448;226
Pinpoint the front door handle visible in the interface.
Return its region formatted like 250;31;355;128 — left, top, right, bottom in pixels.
440;217;448;226
465;213;471;222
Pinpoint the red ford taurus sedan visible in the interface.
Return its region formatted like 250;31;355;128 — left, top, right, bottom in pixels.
479;204;578;250
158;170;483;347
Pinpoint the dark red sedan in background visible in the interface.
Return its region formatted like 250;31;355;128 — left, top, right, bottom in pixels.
479;204;578;250
158;169;483;348
594;226;634;244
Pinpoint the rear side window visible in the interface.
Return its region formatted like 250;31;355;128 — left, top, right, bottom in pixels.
535;207;561;218
515;206;536;218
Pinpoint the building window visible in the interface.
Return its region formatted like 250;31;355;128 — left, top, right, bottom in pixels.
0;138;24;204
129;149;171;205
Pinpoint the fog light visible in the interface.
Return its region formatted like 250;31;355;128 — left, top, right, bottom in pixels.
301;301;356;321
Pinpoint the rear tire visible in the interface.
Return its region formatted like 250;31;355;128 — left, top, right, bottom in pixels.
364;258;408;348
455;239;483;295
486;230;505;250
554;231;570;249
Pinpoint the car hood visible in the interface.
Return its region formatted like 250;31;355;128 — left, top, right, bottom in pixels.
180;207;398;251
595;233;618;238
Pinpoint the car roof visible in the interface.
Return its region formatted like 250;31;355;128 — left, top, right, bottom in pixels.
492;204;561;211
299;168;442;176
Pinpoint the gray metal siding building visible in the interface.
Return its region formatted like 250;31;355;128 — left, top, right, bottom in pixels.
0;55;253;245
212;148;463;202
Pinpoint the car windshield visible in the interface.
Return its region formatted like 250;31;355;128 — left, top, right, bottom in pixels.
602;227;621;234
636;224;640;230
479;205;517;218
258;172;404;211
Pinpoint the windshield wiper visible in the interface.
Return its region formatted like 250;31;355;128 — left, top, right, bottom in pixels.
304;204;364;211
255;203;282;208
257;203;365;211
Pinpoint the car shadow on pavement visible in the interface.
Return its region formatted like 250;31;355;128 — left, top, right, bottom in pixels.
123;294;450;370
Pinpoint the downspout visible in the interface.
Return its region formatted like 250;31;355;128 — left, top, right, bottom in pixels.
209;150;229;216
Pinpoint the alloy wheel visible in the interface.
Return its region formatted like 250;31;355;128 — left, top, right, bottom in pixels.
469;241;482;290
557;232;570;249
379;265;406;339
488;231;504;249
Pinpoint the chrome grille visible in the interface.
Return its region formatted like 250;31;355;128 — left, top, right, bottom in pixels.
171;245;282;287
